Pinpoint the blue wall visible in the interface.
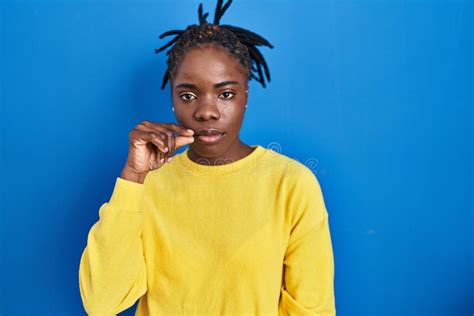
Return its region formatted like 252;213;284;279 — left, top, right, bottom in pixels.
1;0;472;315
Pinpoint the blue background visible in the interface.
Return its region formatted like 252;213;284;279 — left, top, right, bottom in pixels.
1;0;472;315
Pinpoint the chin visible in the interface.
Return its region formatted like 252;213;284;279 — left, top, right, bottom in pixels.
189;143;222;157
189;136;230;157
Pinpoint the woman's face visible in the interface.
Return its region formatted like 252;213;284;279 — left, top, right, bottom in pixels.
171;44;249;158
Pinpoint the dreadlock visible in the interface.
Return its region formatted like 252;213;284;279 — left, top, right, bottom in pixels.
155;0;274;90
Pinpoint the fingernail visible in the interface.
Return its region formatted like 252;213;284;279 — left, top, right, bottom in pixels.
167;157;173;162
164;147;169;152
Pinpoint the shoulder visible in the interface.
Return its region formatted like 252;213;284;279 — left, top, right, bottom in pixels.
263;147;327;211
258;146;321;187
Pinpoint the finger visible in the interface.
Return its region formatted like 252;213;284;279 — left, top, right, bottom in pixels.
157;149;165;165
152;150;165;169
150;133;169;154
143;121;194;136
160;122;195;136
149;145;157;169
174;134;195;149
155;131;168;161
165;131;192;156
163;131;173;161
130;129;156;146
137;121;193;154
135;125;169;154
150;125;193;150
168;131;176;157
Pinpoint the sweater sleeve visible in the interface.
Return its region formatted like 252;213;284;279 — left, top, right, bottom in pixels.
278;168;336;316
78;176;148;315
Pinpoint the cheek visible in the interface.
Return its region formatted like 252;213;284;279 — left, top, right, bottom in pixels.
221;103;244;117
174;112;192;127
173;101;246;127
173;106;192;125
220;104;246;131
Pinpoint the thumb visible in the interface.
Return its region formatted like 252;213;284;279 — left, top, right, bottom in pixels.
174;133;195;149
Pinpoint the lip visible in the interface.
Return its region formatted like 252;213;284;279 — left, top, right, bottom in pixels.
194;128;226;145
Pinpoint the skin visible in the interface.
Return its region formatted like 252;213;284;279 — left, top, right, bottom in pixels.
170;43;256;166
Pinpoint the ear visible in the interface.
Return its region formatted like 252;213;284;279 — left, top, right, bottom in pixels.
245;85;249;103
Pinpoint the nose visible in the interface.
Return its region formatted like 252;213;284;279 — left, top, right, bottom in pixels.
194;97;221;121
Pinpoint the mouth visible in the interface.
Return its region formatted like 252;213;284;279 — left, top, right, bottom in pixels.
194;129;226;145
196;133;226;144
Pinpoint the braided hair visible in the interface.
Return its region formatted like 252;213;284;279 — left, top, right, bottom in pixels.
155;0;274;90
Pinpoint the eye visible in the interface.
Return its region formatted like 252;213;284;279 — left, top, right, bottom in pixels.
179;93;196;101
219;91;235;100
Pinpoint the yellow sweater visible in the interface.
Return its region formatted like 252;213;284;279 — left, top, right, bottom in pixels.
78;144;336;315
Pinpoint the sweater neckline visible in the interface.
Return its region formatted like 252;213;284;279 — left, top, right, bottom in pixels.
176;144;267;176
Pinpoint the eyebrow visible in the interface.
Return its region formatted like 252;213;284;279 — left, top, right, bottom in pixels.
175;80;240;90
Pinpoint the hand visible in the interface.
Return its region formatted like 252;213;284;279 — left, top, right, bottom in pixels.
120;120;195;183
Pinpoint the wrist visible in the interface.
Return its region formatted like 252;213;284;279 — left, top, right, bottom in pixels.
120;167;147;184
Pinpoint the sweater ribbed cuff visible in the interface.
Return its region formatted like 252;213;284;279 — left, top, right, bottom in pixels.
108;177;145;212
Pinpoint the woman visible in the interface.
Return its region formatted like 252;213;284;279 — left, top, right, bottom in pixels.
78;1;336;315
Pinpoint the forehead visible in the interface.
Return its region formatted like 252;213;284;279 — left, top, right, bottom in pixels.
174;45;246;83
